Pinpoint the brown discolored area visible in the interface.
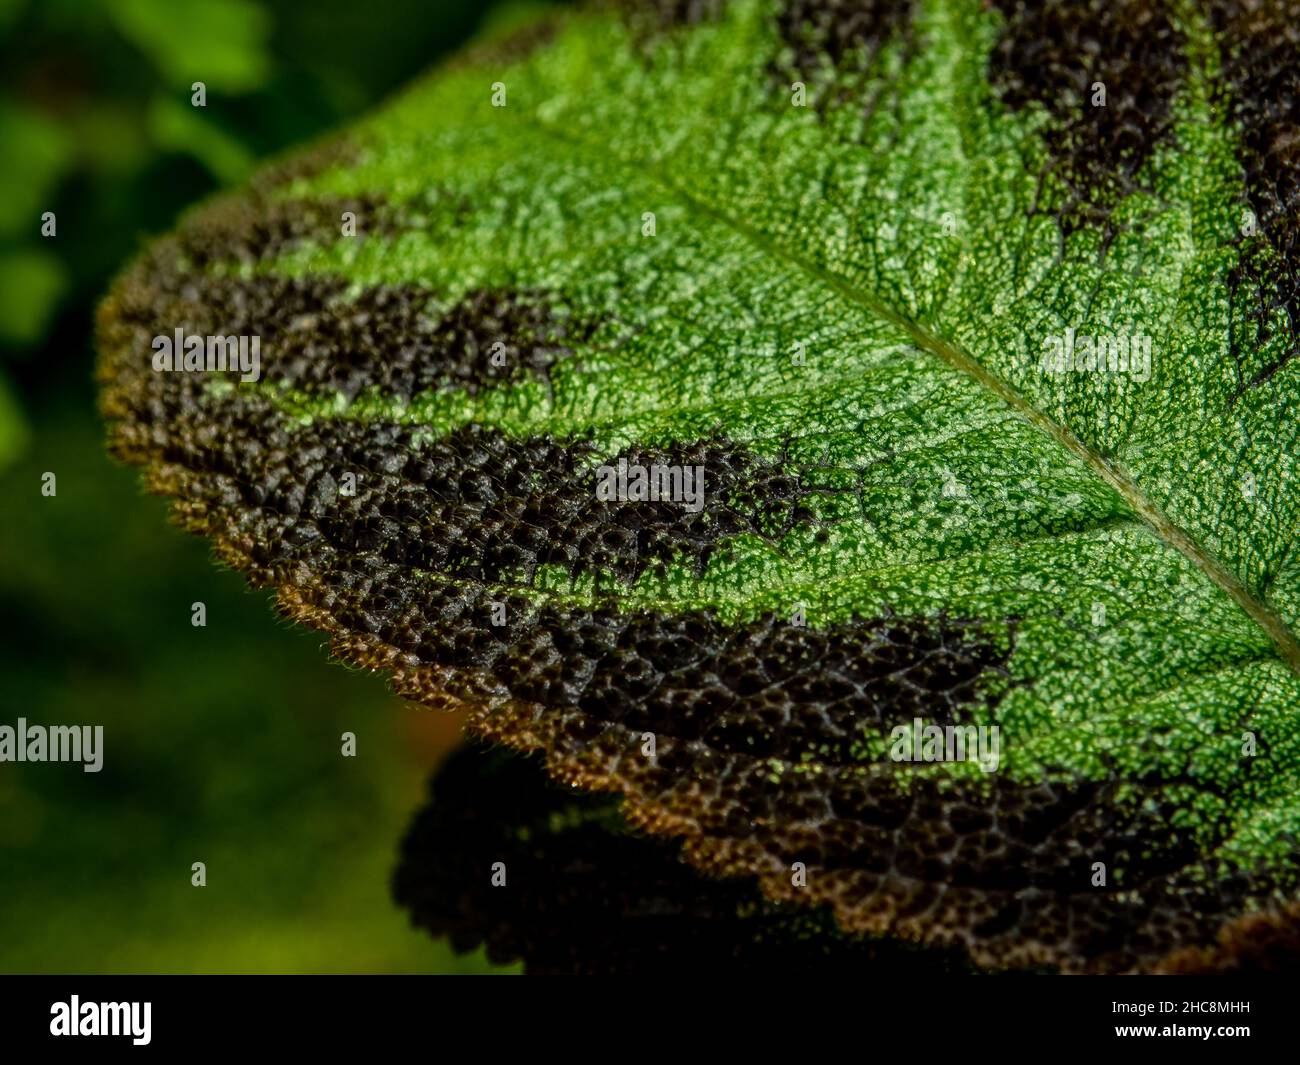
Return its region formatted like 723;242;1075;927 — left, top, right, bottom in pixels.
773;0;916;77
988;0;1187;237
316;566;1014;764
453;681;1282;974
169;130;425;271
101;308;1010;761
103;275;826;581
274;541;1279;973
394;743;976;973
632;0;728;30
118;124;583;405
174;192;402;272
1207;1;1300;404
341;427;830;585
1157;899;1300;973
107;166;590;401
117;269;590;402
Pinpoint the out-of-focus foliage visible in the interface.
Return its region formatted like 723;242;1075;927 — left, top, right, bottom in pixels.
105;0;273;92
0;0;523;973
0;0;497;361
0;405;502;972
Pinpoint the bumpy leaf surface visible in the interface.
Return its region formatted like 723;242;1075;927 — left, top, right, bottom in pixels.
395;743;976;973
99;0;1300;972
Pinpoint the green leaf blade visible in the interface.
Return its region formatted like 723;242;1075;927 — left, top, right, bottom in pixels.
99;0;1300;972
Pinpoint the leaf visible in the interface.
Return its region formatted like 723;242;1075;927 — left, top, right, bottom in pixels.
105;0;272;93
97;0;1300;973
0;98;72;237
0;248;66;346
147;94;255;183
0;367;28;471
395;742;977;973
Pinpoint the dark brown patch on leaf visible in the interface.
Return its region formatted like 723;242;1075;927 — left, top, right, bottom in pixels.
268;539;1274;973
1208;1;1300;404
629;0;728;30
313;565;1012;762
394;743;975;973
167;129;427;271
774;0;916;77
101;295;825;581
122;270;587;402
250;134;363;193
102;129;568;404
103;164;582;402
174;193;405;272
381;429;826;586
459;691;1279;974
106;195;593;402
988;0;1186;236
1158;899;1300;973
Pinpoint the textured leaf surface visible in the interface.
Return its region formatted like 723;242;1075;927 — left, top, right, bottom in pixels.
395;743;976;973
98;0;1300;972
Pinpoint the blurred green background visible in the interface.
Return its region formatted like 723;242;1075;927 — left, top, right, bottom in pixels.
0;0;528;973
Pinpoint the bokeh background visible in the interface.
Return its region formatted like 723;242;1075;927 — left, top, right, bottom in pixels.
0;0;538;974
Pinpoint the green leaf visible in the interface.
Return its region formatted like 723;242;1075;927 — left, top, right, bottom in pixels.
0;248;66;345
0;367;28;470
98;0;1300;973
105;0;271;93
147;94;254;183
0;99;72;237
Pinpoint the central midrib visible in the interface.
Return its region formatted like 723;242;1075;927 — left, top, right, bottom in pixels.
528;114;1300;678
